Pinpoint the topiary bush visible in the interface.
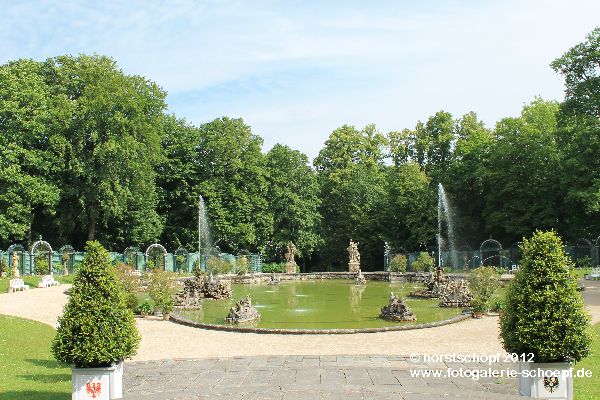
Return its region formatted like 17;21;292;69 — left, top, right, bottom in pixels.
411;252;434;272
467;266;500;312
52;241;140;368
500;230;592;363
389;254;407;273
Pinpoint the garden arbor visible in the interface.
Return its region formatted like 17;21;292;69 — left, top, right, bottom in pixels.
145;243;168;271
30;239;53;276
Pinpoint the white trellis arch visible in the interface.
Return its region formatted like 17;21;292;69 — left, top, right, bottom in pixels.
145;243;168;271
480;238;503;266
30;240;53;276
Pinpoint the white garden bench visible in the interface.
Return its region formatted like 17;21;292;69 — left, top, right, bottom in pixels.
587;267;600;280
130;270;142;276
509;265;519;274
9;278;29;292
37;275;60;288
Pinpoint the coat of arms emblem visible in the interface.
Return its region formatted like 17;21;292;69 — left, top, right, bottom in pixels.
85;382;102;398
543;376;559;393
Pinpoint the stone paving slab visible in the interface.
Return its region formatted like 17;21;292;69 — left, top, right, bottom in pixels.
123;355;530;399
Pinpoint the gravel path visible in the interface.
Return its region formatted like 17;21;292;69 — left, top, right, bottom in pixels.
0;280;598;361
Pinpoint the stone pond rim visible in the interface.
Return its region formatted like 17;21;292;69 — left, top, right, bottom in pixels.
169;311;472;335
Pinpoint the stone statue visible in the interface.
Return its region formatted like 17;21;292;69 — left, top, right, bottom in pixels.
348;240;360;272
285;242;297;274
225;295;261;324
12;252;19;278
380;292;416;322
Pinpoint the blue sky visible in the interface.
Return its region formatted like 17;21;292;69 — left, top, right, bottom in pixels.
1;0;599;158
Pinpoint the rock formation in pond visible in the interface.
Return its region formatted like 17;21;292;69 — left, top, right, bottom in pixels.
438;279;472;307
173;279;202;309
355;269;366;285
225;295;261;324
202;273;232;299
379;292;416;322
409;267;448;299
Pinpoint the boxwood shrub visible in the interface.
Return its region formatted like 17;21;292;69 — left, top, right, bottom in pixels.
52;241;140;368
500;230;592;363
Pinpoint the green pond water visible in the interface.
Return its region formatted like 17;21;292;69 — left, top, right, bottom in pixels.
180;280;463;329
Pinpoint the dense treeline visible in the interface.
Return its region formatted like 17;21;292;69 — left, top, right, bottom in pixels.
1;29;599;270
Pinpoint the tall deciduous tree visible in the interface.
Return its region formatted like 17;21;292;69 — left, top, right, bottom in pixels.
483;99;561;243
0;59;60;247
265;144;321;260
384;162;436;250
552;27;600;238
315;124;388;270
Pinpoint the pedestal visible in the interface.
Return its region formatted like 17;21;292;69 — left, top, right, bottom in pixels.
285;262;297;274
348;262;360;273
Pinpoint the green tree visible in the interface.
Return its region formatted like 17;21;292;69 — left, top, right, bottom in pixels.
483;99;561;244
158;117;272;253
384;162;436;250
552;28;600;238
315;124;388;269
551;27;600;118
44;55;166;248
265;144;321;259
445;112;493;247
0;60;60;247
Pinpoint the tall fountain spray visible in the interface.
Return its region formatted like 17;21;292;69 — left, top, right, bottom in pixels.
198;195;213;256
438;183;458;269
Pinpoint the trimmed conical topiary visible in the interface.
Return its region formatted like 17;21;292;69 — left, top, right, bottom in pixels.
52;241;140;368
500;230;591;363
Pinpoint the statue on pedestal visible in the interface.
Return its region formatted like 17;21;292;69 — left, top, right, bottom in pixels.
285;242;297;274
348;240;360;272
12;252;19;278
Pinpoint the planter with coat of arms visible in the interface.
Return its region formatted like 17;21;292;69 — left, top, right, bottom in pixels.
519;361;572;400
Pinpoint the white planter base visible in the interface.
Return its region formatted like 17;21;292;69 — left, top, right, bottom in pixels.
519;361;572;399
72;362;123;400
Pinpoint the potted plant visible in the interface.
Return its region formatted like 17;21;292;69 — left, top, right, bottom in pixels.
489;298;506;316
471;298;486;318
139;302;153;318
467;266;499;316
161;299;174;321
52;241;140;400
500;231;592;400
148;269;174;319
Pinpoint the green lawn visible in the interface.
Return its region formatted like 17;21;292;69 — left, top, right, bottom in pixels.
0;315;70;399
574;322;600;400
0;275;75;293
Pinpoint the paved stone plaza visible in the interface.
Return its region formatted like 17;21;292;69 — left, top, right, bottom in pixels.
124;354;529;400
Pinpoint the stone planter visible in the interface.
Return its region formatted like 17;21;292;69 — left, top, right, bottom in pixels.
72;361;123;399
519;361;572;399
472;312;484;319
